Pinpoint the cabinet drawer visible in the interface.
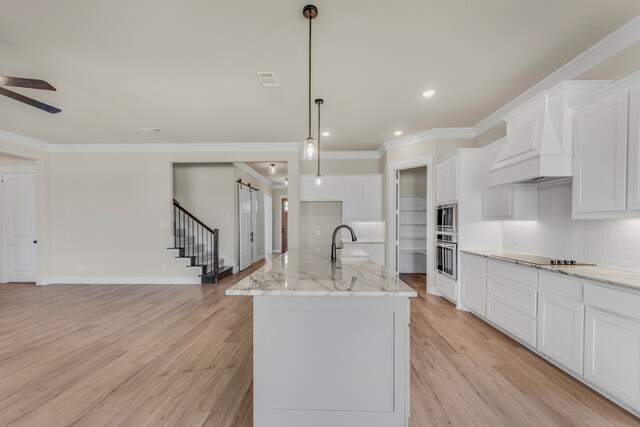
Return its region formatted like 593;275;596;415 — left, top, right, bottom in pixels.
488;259;538;288
539;271;583;301
461;254;486;272
584;282;640;321
436;274;457;304
487;298;537;347
487;274;538;317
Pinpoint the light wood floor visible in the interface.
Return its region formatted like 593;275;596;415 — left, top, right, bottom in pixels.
0;267;637;426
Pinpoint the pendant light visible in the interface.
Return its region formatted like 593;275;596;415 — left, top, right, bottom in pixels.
315;98;323;186
302;4;318;160
269;163;277;175
284;177;288;186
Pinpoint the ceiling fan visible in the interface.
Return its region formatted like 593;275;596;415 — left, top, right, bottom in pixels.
0;76;61;114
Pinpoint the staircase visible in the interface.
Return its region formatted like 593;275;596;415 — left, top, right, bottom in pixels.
169;199;233;284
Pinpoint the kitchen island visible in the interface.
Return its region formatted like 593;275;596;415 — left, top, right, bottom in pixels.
226;250;416;427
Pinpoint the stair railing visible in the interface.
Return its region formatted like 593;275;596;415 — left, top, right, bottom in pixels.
173;199;219;278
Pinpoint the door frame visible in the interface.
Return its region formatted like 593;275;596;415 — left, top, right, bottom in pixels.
281;197;288;253
387;156;435;294
0;165;37;284
264;193;273;255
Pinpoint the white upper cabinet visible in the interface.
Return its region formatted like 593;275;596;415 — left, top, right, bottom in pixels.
345;175;382;221
628;83;640;212
571;73;640;219
573;90;629;215
300;174;382;222
482;138;538;220
436;156;458;205
300;175;344;201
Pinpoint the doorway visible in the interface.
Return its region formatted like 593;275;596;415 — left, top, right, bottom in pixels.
281;198;288;253
387;156;434;294
238;182;259;271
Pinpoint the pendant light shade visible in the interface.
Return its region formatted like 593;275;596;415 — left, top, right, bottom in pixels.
269;163;277;175
302;5;318;161
303;137;317;160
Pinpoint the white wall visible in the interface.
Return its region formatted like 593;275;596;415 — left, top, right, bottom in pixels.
46;149;299;284
0;153;35;166
503;183;640;270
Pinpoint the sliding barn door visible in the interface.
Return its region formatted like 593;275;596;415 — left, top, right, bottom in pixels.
3;173;36;282
239;184;253;271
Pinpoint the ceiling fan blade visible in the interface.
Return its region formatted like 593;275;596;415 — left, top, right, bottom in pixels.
0;87;61;114
0;76;56;91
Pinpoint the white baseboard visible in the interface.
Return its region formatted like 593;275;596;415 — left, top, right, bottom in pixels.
39;276;201;286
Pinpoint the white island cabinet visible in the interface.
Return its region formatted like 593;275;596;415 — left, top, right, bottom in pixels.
226;250;416;427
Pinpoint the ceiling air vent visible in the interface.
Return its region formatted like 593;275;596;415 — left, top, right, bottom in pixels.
257;72;279;88
139;128;164;133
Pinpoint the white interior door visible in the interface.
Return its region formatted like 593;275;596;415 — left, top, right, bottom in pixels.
239;184;252;271
3;172;36;282
251;190;259;262
264;194;273;254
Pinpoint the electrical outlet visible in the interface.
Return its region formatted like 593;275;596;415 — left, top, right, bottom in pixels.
513;234;519;245
159;221;166;228
161;265;167;272
78;265;84;272
316;229;321;236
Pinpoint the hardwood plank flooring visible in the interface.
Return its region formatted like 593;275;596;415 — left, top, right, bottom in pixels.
0;267;637;426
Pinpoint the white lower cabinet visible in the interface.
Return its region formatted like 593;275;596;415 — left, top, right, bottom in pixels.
585;306;640;412
461;265;486;317
537;290;584;375
435;273;457;304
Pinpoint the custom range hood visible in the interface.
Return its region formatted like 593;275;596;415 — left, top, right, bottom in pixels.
488;81;609;187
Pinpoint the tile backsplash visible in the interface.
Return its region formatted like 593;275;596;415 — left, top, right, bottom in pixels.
503;182;640;270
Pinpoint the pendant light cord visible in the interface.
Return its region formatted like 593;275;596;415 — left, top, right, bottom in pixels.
317;100;321;175
308;15;312;139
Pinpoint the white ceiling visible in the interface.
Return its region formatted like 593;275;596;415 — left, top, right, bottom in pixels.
246;161;288;185
1;1;639;150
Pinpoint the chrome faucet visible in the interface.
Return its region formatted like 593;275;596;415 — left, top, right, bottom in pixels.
331;224;357;260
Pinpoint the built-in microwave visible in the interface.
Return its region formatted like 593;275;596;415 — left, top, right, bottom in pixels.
436;203;457;233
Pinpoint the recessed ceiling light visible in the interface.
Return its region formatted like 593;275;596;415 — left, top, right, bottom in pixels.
322;131;330;137
394;130;403;136
139;128;164;133
422;89;436;98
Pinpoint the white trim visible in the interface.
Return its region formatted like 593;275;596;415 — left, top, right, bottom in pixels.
473;14;640;136
320;151;381;160
379;128;474;155
233;162;275;189
0;166;36;173
39;276;201;286
572;69;640;110
0;129;50;152
52;142;301;153
273;184;287;189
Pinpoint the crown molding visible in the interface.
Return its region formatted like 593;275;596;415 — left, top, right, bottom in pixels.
0;129;51;152
378;128;475;155
320;151;381;160
233;162;275;188
473;14;640;136
51;142;302;153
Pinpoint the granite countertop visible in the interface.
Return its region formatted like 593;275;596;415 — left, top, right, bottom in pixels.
225;250;417;297
462;249;640;291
